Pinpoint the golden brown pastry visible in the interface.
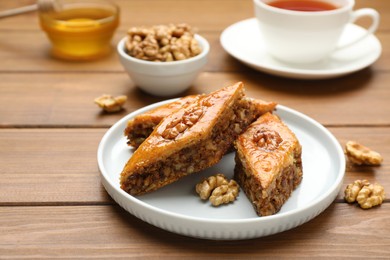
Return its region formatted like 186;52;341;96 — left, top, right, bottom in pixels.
120;82;262;196
124;95;203;148
124;95;276;148
234;112;303;216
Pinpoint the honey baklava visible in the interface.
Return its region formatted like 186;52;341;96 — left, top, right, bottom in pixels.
124;94;202;148
124;95;276;148
234;112;303;216
120;82;263;195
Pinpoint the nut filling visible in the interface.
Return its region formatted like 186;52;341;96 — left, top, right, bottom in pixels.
125;122;155;147
122;96;256;196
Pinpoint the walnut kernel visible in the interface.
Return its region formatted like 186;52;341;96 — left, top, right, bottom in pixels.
253;128;283;151
162;105;204;140
344;179;370;203
94;94;127;112
196;174;239;206
356;183;385;209
344;180;385;209
209;180;240;206
125;24;201;62
195;173;228;200
345;141;383;166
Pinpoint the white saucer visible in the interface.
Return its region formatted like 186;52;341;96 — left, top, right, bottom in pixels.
220;18;382;79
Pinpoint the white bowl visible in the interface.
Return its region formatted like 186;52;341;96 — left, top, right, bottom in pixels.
117;34;209;96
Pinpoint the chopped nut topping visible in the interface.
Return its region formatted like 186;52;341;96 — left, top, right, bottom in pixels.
345;141;383;166
196;174;239;206
253;128;283;151
125;23;201;62
344;180;385;209
94;94;127;112
162;105;204;140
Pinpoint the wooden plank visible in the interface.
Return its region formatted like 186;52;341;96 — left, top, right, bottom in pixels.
331;127;389;201
0;0;388;74
0;203;389;258
0;129;110;204
0;0;253;32
195;71;390;126
0;30;389;73
0;0;389;32
0;30;124;72
0;72;141;127
0;71;390;127
0;128;388;204
0;0;388;257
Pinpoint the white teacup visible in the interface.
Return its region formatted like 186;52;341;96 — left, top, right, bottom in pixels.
253;0;380;64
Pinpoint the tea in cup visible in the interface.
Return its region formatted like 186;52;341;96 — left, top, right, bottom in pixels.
39;0;119;60
253;0;379;64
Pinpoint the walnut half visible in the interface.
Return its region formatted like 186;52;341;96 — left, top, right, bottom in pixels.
94;94;127;113
195;173;228;200
345;141;383;166
161;105;204;140
209;180;239;206
344;180;385;209
357;183;385;209
344;180;370;203
253;128;283;151
195;173;239;206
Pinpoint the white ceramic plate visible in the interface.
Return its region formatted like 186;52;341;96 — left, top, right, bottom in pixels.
98;100;345;240
220;18;382;79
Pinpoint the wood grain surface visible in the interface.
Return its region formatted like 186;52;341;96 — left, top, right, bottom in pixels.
0;0;389;258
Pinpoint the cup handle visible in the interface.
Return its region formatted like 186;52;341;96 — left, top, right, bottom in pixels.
336;8;380;50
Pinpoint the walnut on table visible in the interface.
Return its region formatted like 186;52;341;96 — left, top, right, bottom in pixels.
195;173;239;206
344;180;385;209
344;180;370;203
357;183;385;209
345;141;383;166
94;94;127;113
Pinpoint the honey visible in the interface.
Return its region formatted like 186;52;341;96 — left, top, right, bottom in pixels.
39;1;119;60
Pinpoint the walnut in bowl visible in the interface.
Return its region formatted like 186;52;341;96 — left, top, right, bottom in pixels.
117;24;209;97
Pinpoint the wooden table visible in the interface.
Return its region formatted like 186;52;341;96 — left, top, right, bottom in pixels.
1;0;389;258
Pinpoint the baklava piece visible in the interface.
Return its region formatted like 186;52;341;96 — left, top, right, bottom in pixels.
234;112;303;216
120;82;260;196
246;97;277;117
124;95;202;148
124;95;277;148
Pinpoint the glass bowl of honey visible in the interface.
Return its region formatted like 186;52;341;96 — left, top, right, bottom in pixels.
39;0;119;60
